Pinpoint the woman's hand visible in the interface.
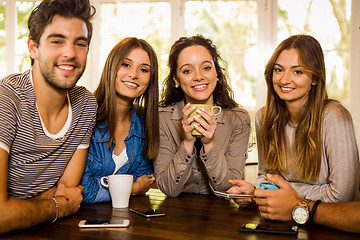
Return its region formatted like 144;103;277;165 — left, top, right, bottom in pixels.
181;103;197;154
227;179;256;207
193;107;217;151
131;174;155;195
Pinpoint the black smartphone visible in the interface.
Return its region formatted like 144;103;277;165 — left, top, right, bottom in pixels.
129;208;165;218
239;223;298;235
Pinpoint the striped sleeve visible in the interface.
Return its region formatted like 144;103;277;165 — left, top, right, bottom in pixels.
0;86;20;153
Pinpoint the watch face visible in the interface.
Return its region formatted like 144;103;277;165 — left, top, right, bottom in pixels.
293;207;309;224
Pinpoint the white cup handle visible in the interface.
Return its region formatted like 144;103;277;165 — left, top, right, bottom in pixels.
100;176;109;188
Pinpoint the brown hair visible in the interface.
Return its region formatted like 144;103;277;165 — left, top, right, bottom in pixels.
160;35;237;109
94;37;159;159
28;0;96;65
259;34;330;180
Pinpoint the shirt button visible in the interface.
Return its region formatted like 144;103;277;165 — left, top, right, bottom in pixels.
185;159;189;162
195;182;199;185
212;177;215;180
204;159;207;162
176;179;179;183
176;176;180;179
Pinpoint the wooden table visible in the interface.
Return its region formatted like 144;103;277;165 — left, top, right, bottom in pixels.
2;188;359;239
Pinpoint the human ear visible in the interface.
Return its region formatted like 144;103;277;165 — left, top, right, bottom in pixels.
173;77;180;88
28;38;39;61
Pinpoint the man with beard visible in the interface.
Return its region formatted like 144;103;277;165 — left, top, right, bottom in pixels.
0;0;97;234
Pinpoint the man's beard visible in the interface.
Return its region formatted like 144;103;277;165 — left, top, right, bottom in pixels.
40;61;84;91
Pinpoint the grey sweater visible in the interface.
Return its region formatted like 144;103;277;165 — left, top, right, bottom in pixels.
256;101;360;202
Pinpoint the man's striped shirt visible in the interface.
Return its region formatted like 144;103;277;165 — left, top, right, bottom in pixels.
0;70;97;198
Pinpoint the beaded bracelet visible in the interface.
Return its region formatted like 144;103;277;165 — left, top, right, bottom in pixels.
55;195;70;217
51;197;59;223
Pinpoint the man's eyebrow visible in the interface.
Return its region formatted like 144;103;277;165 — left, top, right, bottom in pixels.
46;34;88;42
47;34;66;39
76;36;88;42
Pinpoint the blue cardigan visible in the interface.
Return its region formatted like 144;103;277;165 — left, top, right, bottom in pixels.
81;109;153;203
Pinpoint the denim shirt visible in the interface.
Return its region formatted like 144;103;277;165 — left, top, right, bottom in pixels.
81;108;154;203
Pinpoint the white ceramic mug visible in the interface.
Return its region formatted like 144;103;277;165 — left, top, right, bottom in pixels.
100;174;133;208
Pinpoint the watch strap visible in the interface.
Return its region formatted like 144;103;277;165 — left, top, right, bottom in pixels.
298;198;310;208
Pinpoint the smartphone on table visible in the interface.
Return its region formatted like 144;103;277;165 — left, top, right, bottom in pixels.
78;219;130;228
239;222;298;235
129;208;165;218
213;191;254;199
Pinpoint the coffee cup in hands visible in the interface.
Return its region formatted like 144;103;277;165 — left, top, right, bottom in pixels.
100;174;133;208
189;104;221;136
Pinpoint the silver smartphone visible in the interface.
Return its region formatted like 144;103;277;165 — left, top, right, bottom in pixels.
214;190;254;199
78;219;130;228
129;208;165;218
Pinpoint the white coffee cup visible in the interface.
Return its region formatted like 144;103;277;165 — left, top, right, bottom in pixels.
100;174;133;208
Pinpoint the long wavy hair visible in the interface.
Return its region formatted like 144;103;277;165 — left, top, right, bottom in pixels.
259;34;330;180
160;35;237;109
94;37;159;159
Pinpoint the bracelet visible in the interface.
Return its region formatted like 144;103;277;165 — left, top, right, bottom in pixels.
55;195;70;217
309;199;322;224
51;197;59;223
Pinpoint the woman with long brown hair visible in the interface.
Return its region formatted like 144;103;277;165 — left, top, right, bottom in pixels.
227;35;359;210
81;37;159;203
154;35;251;197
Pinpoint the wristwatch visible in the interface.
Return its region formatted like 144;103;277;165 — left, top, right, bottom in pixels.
292;199;310;224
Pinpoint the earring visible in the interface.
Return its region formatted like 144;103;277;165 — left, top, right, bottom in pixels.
175;83;180;88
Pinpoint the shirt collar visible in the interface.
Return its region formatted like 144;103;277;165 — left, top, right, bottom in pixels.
93;108;145;143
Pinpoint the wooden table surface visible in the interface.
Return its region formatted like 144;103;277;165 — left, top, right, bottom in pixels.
2;188;359;240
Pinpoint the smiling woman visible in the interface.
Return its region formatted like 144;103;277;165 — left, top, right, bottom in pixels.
80;37;160;204
154;35;251;198
271;48;316;117
227;35;359;211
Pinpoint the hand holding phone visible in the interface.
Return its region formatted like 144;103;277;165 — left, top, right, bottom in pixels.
78;219;130;228
129;208;165;218
214;191;254;199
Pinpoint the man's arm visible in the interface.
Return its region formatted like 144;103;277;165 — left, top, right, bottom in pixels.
58;148;87;187
54;148;88;212
0;149;60;234
313;202;360;233
0;148;86;234
255;173;360;234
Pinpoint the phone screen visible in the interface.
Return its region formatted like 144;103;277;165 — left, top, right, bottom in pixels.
129;208;165;218
239;223;298;235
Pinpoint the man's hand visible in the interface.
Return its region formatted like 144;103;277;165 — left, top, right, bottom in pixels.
255;173;300;221
55;183;84;218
